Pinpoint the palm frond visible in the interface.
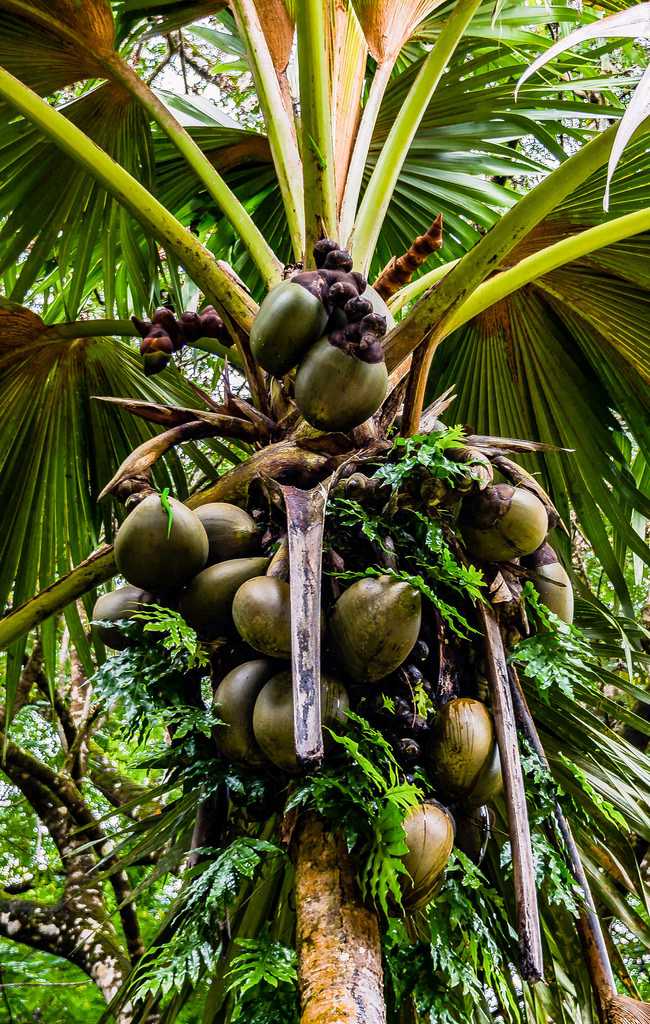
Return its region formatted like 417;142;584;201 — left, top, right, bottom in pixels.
0;0;114;93
0;83;158;318
515;2;650;208
114;0;228;44
0;302;221;701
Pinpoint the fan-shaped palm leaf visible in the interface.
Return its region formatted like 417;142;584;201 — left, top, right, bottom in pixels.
152;7;624;291
0;0;114;93
515;2;650;208
427;143;650;612
0;300;224;701
0;83;157;317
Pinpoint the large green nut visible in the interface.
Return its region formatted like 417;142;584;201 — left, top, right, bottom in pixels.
295;338;388;433
213;659;276;764
523;542;574;624
401;802;455;911
329;575;421;683
194;502;258;566
179;556;269;639
250;280;328;377
252;671;349;772
427;698;496;800
459;484;548;562
114;494;208;593
232;576;291;659
91;585;154;650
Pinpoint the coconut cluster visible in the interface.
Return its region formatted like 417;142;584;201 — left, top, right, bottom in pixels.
251;241;391;432
93;456;573;909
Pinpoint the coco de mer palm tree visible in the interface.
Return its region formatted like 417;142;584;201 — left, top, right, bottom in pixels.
0;3;649;1023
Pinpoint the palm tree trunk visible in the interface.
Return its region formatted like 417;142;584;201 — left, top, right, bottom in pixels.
294;814;386;1024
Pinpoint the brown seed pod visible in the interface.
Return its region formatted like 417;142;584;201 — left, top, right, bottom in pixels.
232;576;292;659
194;502;259;565
177;310;203;343
454;805;492;865
152;306;180;342
199;306;232;346
139;328;174;356
427;698;495;799
343;296;373;323
465;741;503;807
322;248;354;272
213;659;276;764
313;238;340;268
522;542;574;624
179;556;270;639
142;352;171;376
401;801;455;910
91;585;154;650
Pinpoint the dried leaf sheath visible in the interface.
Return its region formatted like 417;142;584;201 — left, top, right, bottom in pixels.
479;602;544;982
280;482;331;767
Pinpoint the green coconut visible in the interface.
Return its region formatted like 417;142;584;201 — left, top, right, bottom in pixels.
252;671;349;772
91;586;154;650
250;280;328;376
428;698;495;799
194;502;258;565
232;576;291;659
213;659;275;764
179;556;269;639
523;542;574;624
114;493;208;592
294;337;388;433
459;484;548;562
401;801;455;910
329;576;421;683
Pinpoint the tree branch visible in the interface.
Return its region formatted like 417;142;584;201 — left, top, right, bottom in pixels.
0;893;130;1004
0;732;144;964
0;642;44;731
89;749;161;821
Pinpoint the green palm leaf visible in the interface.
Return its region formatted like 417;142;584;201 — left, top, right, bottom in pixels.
417;133;650;611
0;0;114;93
153;5;626;289
114;0;228;44
0;301;219;705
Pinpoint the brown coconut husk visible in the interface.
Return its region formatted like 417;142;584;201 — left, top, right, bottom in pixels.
607;996;650;1024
